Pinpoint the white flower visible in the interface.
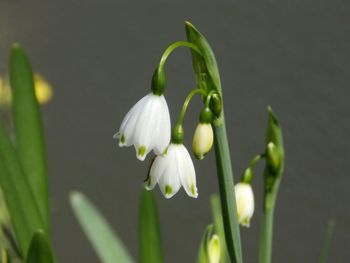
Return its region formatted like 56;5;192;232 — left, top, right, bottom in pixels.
115;93;171;161
234;182;254;227
145;143;198;198
192;123;214;160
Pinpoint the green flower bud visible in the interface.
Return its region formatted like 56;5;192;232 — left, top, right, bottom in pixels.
192;122;213;160
209;93;222;117
151;66;166;95
265;106;284;175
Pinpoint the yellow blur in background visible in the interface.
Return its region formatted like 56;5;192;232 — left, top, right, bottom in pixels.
0;73;53;107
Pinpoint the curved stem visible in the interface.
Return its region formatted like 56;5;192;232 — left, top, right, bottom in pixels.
205;90;218;107
176;88;207;126
159;41;202;69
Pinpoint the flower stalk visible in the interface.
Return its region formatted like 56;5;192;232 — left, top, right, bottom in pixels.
258;107;284;263
186;21;243;263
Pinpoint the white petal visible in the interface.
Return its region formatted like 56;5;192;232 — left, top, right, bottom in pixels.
153;96;171;155
158;145;181;198
145;154;167;190
120;94;149;147
178;145;198;198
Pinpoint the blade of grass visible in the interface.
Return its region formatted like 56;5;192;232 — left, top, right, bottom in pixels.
70;191;134;263
139;190;163;263
196;225;213;263
9;44;49;230
318;219;336;263
26;230;54;263
0;120;45;256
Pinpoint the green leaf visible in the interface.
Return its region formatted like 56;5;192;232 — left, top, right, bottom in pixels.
2;248;12;263
196;225;213;263
318;219;336;263
139;190;163;263
26;230;54;263
210;195;229;263
185;21;221;93
9;44;49;230
70;192;134;263
0;120;46;255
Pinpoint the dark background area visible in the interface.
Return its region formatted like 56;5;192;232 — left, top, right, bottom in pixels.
0;0;349;262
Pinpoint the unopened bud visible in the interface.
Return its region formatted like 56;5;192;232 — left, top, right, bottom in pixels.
192;123;213;160
235;182;254;227
207;234;220;263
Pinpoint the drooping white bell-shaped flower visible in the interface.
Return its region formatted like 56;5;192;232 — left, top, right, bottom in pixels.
145;143;198;198
115;93;171;161
234;182;254;227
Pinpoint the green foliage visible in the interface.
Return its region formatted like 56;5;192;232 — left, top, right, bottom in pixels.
185;21;221;93
70;192;134;263
139;190;163;263
0;120;46;256
26;230;54;263
196;225;213;263
9;44;49;229
211;195;229;263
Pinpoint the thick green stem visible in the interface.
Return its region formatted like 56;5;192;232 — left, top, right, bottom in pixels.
259;203;275;263
212;113;243;263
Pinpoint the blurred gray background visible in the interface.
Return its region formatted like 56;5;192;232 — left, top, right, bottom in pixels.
0;0;349;262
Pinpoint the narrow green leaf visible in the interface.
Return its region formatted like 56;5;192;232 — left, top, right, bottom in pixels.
70;192;134;263
9;44;49;230
26;230;54;263
0;120;45;255
319;219;336;263
185;21;221;93
210;195;229;263
196;225;213;263
139;190;163;263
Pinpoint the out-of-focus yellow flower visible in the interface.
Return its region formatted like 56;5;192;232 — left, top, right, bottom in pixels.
0;73;53;107
33;74;53;105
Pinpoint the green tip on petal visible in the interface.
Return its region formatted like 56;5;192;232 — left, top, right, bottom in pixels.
191;184;196;196
120;134;125;144
138;146;146;157
242;217;250;227
165;185;172;195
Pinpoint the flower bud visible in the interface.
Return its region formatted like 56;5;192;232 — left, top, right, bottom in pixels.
192;122;213;160
234;182;254;227
207;234;220;263
192;107;214;160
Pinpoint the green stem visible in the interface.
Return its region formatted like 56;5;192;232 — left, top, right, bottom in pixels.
212;112;243;263
259;176;281;263
176;88;207;125
318;219;336;263
259;202;275;263
159;41;202;69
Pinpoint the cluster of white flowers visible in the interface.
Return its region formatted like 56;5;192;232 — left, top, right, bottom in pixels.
115;90;254;226
115;92;201;198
